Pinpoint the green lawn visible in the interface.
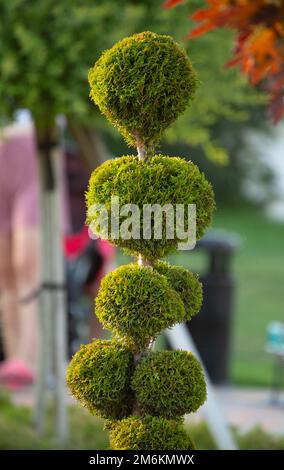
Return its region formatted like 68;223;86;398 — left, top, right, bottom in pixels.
117;205;284;386
0;393;283;450
172;205;284;386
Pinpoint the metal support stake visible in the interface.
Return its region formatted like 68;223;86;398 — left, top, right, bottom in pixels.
166;323;237;450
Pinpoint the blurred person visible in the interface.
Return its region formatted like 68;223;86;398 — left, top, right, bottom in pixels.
64;144;116;344
0;118;40;388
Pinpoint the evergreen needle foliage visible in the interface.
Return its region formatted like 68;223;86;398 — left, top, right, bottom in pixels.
66;340;134;419
86;154;215;259
95;264;185;352
88;31;198;148
68;30;215;450
153;261;203;321
132;350;207;418
108;415;195;451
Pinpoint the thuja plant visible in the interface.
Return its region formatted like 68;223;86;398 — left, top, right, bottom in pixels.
67;31;215;450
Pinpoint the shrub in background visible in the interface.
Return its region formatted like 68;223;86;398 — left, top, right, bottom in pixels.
67;31;215;450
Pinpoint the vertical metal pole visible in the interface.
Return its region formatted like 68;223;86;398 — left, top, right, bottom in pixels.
51;147;68;443
34;130;68;442
34;159;54;434
270;355;283;405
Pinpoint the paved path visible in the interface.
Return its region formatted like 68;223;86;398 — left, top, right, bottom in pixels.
10;385;284;435
189;386;284;435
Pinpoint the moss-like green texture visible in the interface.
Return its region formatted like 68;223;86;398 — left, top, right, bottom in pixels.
89;31;198;148
154;261;203;321
132;350;206;418
108;416;195;450
95;264;185;352
86;154;215;260
66;340;133;420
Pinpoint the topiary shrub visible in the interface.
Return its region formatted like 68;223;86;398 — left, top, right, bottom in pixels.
67;30;215;450
131;350;206;418
88;31;198;148
153;261;203;321
95;264;185;352
66;340;134;419
108;416;195;450
86;154;214;260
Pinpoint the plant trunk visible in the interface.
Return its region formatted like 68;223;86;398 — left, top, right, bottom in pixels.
67;119;107;170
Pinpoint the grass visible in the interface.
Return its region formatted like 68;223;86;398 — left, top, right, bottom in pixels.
0;393;284;450
203;205;283;387
0;394;108;450
117;205;284;386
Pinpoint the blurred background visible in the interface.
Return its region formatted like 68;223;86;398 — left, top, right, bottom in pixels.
0;0;283;450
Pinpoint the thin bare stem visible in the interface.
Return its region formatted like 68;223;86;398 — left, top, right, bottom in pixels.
138;254;152;267
137;145;146;161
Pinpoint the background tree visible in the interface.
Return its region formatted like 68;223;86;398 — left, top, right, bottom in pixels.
164;0;284;122
0;0;264;163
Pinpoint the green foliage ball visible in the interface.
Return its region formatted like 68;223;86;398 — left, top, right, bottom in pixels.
108;416;195;450
66;340;133;420
132;350;207;418
95;264;185;352
154;261;202;321
86;154;215;260
88;31;198;147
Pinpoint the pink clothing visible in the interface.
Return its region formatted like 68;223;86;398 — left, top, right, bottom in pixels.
0;129;39;233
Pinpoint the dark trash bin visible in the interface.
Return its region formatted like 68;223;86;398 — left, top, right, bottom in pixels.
187;231;239;384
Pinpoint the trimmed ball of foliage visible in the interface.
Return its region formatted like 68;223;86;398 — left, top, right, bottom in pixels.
88;31;198;147
154;261;202;321
86;154;215;260
66;340;133;420
95;264;185;352
108;416;195;450
132;350;206;418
